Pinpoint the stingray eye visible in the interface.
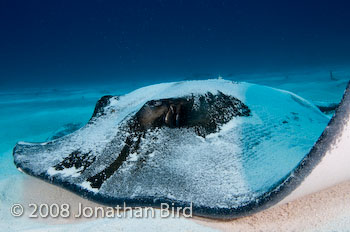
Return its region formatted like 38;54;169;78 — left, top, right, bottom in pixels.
154;101;162;106
148;100;162;107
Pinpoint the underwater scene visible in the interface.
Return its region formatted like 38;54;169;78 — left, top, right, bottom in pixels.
1;1;350;231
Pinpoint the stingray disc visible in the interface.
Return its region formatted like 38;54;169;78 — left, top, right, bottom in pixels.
13;79;348;219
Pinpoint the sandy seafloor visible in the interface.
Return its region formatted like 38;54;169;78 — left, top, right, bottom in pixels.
1;68;350;231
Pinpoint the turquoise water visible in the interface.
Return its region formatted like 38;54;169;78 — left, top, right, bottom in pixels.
0;88;100;178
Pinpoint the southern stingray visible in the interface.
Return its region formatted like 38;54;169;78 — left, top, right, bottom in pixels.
13;79;350;219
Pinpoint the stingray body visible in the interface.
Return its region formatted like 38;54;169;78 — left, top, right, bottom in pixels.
13;80;348;219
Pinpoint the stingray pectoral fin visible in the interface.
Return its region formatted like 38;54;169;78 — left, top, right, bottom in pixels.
274;81;350;206
13;141;56;180
13;140;92;179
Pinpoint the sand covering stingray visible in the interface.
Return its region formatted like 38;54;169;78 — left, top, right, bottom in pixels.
13;79;348;218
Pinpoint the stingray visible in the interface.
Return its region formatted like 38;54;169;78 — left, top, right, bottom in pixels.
13;79;350;219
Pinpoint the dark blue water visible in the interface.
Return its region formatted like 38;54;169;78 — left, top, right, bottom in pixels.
1;0;350;89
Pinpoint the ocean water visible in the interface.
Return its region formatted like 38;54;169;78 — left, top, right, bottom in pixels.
1;1;350;89
1;0;350;230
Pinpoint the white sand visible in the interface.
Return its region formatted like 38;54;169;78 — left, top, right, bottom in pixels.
195;181;350;232
0;175;216;231
0;175;347;231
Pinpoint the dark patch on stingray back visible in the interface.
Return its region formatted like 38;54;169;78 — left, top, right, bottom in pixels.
84;92;251;191
54;150;95;174
135;91;251;136
86;134;142;189
89;95;115;121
